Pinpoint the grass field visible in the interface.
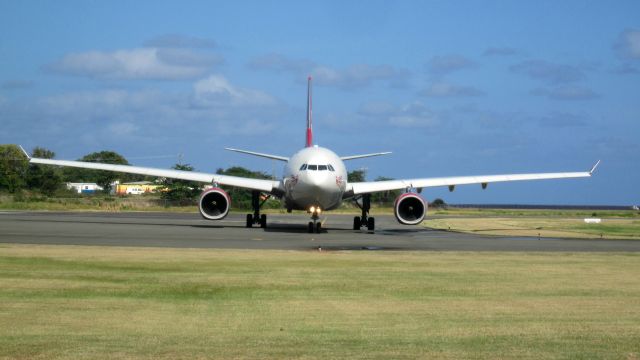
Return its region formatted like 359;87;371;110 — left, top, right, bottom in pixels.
1;245;639;359
424;217;640;240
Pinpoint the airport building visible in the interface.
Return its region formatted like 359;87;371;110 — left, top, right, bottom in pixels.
112;181;162;195
66;182;104;194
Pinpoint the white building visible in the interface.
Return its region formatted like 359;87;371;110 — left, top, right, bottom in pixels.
66;182;103;194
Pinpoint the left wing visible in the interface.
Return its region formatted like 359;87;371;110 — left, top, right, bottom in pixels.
346;161;600;196
29;157;282;194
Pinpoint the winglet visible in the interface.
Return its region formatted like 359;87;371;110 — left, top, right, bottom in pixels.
589;160;601;175
18;145;31;160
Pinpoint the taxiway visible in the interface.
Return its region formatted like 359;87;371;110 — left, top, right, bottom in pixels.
1;211;639;251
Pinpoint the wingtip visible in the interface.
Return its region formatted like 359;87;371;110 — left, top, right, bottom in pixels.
18;145;31;160
589;160;601;175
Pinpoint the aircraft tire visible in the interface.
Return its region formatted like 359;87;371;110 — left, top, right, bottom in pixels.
246;214;253;228
353;216;361;230
316;222;322;233
260;214;267;228
308;222;314;233
367;217;375;231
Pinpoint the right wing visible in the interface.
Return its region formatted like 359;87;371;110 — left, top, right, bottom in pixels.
29;157;282;194
224;148;289;162
340;152;392;161
347;161;600;196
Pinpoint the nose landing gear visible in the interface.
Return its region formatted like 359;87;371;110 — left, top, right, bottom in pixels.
353;194;375;231
307;206;323;233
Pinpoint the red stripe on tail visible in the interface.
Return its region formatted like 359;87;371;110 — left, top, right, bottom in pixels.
305;76;313;147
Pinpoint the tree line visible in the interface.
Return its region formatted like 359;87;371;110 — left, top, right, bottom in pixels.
1;144;436;207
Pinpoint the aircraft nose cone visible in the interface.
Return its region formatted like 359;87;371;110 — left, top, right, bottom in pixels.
308;173;330;190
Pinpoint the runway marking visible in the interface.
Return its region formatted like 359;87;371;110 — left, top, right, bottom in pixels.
251;238;263;241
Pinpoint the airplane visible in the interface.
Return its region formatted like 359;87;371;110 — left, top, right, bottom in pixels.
21;77;600;233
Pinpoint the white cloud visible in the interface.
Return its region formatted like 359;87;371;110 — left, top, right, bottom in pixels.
193;75;276;106
421;82;484;98
107;121;139;136
47;47;222;80
426;54;476;76
483;47;519;57
536;112;587;128
144;34;216;49
614;29;640;60
510;60;585;84
2;80;34;90
358;101;439;128
248;53;409;89
248;53;313;73
358;101;395;116
531;86;599;101
39;90;130;116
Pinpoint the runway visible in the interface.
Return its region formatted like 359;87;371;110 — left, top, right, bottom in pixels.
1;211;639;252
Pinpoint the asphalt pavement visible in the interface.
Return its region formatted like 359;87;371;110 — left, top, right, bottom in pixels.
1;211;639;252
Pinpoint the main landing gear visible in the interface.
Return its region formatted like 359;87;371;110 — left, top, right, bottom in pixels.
353;194;375;231
246;191;268;228
307;206;323;234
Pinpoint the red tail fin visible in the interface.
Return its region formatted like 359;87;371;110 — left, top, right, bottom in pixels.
305;76;313;147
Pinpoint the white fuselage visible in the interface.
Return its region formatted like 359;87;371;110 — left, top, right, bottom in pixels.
282;146;348;211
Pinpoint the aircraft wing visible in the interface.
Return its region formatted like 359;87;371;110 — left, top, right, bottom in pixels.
346;161;600;196
29;157;281;194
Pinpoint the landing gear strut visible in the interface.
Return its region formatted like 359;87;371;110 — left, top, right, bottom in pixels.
353;194;375;231
246;191;269;228
307;207;322;234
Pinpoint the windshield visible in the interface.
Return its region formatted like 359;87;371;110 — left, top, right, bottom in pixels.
300;164;335;171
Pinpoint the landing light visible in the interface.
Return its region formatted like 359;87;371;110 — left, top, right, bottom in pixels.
308;206;322;215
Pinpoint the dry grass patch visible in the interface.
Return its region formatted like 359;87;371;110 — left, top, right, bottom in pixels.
424;217;640;239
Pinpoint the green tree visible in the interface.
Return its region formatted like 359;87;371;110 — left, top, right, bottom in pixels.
216;166;273;209
62;151;139;192
158;163;201;202
371;176;401;205
347;169;366;183
431;198;446;208
0;144;29;193
26;147;63;196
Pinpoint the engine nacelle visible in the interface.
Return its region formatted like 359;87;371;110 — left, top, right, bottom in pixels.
394;193;427;225
198;187;230;220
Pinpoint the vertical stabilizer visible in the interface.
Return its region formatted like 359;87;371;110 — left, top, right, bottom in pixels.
305;76;313;147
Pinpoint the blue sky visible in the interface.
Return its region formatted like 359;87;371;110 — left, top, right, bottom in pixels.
1;1;639;205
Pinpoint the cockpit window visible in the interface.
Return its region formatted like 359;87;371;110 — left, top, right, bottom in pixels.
318;165;328;171
299;164;307;170
307;164;318;170
328;164;335;171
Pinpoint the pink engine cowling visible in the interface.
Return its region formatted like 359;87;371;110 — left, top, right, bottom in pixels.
198;187;231;220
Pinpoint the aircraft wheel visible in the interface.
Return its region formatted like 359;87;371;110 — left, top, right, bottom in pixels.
308;222;315;233
316;222;322;233
367;217;375;231
260;214;267;228
246;214;253;228
353;216;361;230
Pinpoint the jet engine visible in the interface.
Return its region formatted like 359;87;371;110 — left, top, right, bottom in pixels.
393;193;427;225
198;187;231;220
